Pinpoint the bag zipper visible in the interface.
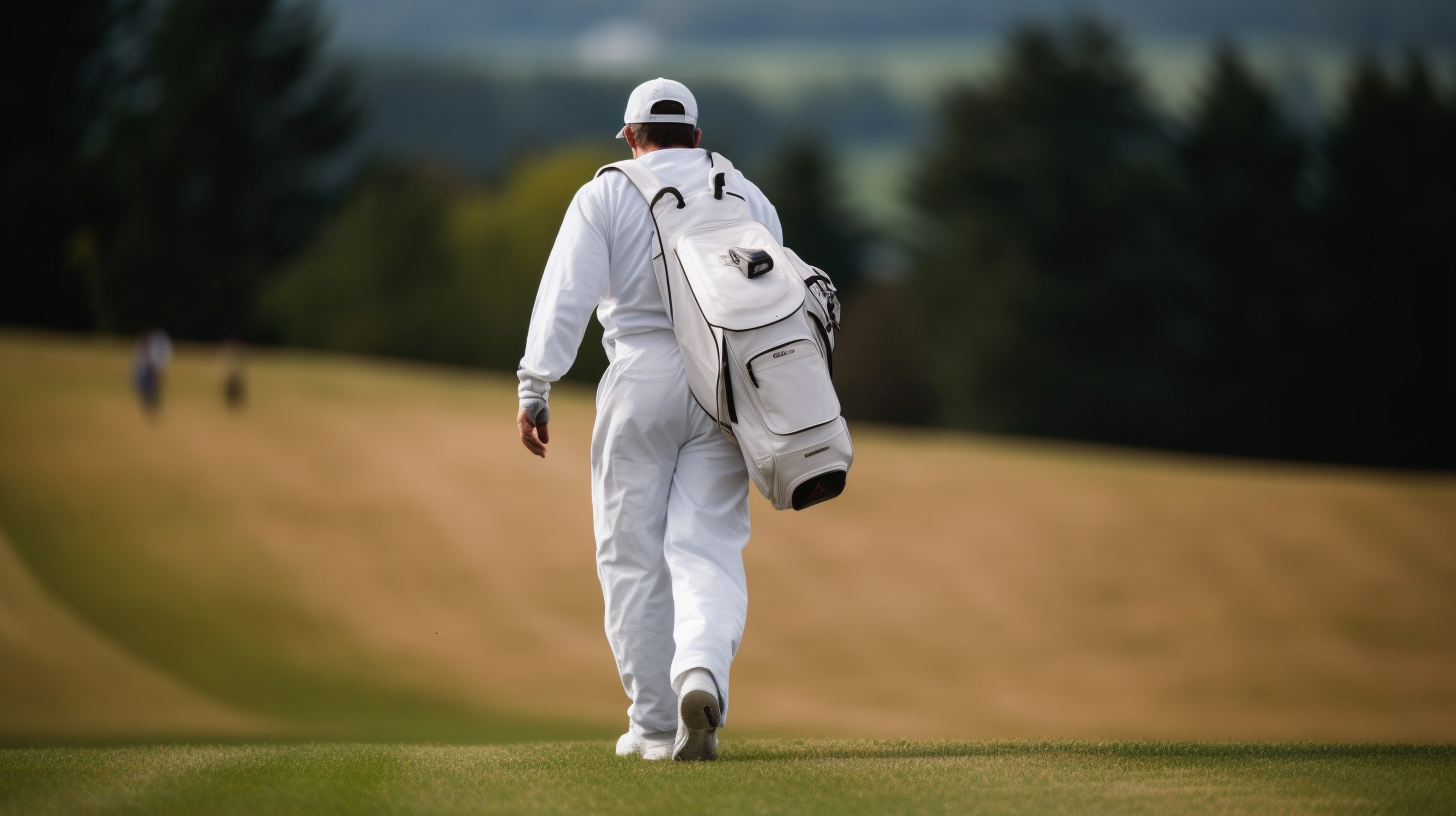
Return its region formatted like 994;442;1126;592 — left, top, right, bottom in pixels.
745;339;811;388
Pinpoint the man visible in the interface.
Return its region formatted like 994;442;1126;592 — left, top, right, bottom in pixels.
516;78;782;762
131;327;172;418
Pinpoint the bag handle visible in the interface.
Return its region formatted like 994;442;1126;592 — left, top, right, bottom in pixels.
706;150;736;200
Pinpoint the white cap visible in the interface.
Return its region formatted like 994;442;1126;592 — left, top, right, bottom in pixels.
615;77;698;139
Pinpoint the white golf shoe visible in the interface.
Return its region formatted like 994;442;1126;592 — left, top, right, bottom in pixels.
672;688;720;762
615;731;673;761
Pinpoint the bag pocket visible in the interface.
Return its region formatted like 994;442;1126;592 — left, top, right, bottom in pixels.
744;338;840;435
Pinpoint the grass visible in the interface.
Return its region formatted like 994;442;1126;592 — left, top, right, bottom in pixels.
3;331;1454;812
3;740;1453;816
2;328;1456;747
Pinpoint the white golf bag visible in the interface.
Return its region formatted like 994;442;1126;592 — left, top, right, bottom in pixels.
598;152;853;510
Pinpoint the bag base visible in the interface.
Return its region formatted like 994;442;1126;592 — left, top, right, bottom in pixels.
790;469;847;510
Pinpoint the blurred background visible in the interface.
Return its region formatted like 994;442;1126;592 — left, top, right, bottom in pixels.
1;0;1453;745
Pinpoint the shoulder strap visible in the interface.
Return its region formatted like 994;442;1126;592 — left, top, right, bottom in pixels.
705;151;737;200
596;159;685;210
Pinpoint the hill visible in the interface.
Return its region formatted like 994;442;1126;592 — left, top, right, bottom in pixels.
1;329;1453;743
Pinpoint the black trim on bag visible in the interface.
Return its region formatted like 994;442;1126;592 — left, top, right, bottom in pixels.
725;192;745;201
771;416;842;435
808;312;833;378
714;173;726;200
722;336;738;424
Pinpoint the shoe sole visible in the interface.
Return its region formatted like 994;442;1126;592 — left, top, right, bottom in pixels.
674;689;720;762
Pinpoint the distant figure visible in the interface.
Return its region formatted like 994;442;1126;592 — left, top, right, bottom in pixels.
131;328;173;417
219;340;247;411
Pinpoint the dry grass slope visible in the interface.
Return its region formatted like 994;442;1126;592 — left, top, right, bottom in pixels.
0;525;273;741
1;329;1453;743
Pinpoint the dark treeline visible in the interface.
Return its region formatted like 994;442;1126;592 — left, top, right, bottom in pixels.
2;0;356;339
894;19;1455;469
3;6;1452;469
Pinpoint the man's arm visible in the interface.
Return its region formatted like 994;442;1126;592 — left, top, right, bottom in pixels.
516;183;610;457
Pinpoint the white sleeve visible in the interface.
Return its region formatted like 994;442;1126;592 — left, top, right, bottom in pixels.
517;183;610;405
763;202;784;245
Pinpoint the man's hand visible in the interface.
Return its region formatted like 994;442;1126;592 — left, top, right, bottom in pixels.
518;399;550;458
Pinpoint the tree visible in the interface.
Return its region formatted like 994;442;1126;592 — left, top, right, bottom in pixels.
904;19;1191;446
262;147;619;380
0;0;136;329
1175;44;1313;457
1304;53;1456;468
257;162;455;361
759;136;864;298
93;0;357;338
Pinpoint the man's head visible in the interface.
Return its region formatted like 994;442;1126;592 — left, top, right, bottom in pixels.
617;77;701;155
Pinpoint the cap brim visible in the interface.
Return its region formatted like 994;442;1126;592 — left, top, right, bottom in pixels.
614;126;627;139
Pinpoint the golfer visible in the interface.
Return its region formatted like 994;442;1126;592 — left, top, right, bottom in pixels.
517;78;782;762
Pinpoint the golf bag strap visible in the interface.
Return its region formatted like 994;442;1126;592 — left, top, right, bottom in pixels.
706;151;737;200
596;160;667;207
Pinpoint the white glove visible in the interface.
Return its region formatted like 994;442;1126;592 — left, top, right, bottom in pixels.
521;397;549;427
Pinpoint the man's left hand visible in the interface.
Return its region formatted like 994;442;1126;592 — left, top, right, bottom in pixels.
518;399;550;458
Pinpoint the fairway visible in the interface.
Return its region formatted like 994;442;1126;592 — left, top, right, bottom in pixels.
2;329;1455;745
2;740;1453;815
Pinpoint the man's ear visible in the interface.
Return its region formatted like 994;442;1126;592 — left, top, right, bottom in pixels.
693;129;702;149
624;127;639;153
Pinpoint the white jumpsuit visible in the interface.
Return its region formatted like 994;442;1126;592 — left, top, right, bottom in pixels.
518;148;783;740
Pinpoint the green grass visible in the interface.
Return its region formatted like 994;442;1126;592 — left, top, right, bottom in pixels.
3;740;1452;815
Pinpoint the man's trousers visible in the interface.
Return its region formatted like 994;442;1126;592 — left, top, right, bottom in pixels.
591;330;750;740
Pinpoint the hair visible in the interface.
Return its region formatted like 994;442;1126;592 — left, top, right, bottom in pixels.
628;100;698;149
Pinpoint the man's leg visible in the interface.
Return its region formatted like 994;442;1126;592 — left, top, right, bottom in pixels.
592;343;690;746
664;410;751;725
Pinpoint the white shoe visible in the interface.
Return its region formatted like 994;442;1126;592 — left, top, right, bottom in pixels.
616;731;673;761
673;688;720;761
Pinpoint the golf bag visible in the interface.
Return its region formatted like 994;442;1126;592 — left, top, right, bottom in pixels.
597;151;852;510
